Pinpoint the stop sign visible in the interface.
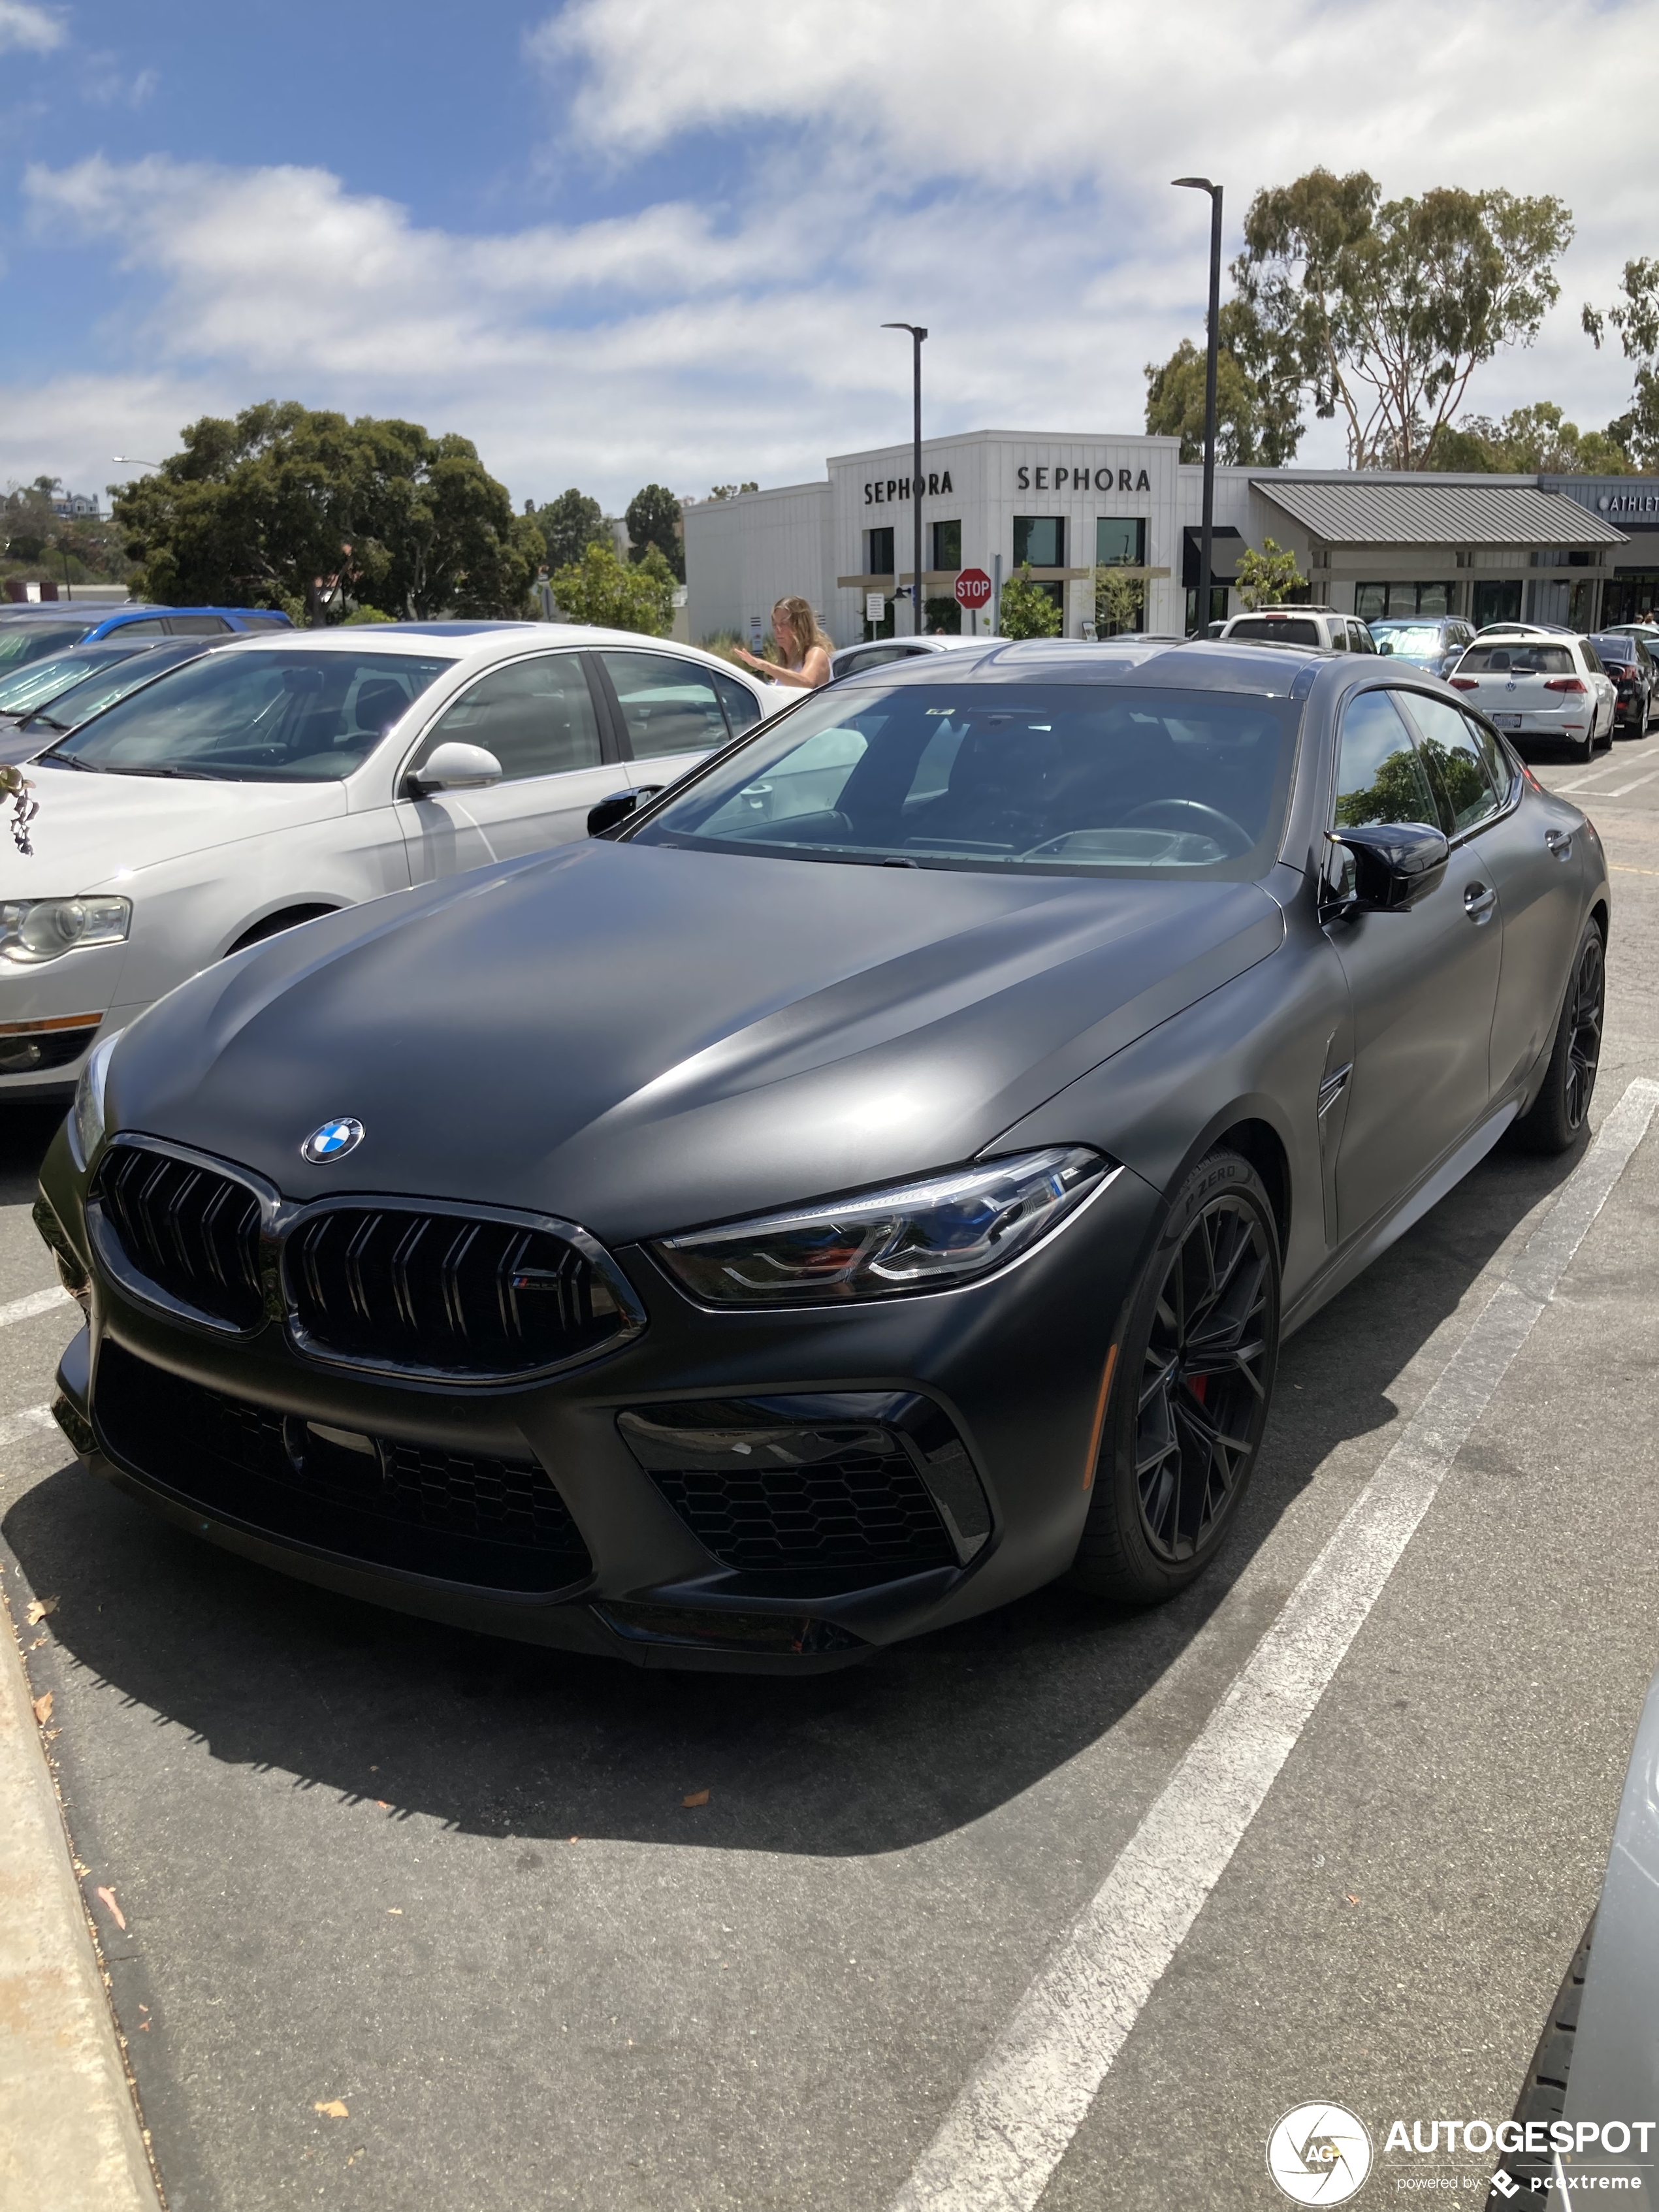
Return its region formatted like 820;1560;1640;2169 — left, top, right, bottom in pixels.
955;567;992;611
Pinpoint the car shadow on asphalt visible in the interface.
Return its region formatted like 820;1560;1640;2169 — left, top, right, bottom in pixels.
2;1130;1585;1860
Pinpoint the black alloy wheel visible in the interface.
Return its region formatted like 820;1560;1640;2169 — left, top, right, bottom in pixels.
1513;922;1605;1153
1071;1149;1281;1604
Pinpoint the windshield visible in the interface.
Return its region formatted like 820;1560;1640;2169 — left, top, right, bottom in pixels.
18;642;209;733
629;682;1300;879
1372;624;1444;661
0;620;93;671
1225;616;1321;647
0;643;142;716
42;649;452;779
1457;645;1574;677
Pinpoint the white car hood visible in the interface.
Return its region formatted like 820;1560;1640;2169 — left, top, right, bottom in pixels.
0;767;347;893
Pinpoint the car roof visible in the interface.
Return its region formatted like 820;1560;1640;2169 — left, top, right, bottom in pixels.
831;635;1321;697
204;623;771;667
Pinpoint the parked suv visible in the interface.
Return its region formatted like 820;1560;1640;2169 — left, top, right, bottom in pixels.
1368;615;1475;678
1449;627;1617;761
1216;605;1377;652
1587;632;1657;735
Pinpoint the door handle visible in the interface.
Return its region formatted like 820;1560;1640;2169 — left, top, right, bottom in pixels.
1545;828;1573;862
1463;883;1497;923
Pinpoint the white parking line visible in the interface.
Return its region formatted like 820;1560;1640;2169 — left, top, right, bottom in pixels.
892;1078;1659;2212
1556;765;1659;801
0;1285;71;1330
0;1405;57;1449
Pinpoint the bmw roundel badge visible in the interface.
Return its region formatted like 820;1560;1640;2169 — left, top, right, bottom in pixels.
301;1117;364;1164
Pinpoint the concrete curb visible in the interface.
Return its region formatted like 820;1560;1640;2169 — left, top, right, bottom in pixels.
0;1568;159;2211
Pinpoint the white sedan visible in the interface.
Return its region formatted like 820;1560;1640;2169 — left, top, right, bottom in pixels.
1448;628;1618;763
0;623;790;1098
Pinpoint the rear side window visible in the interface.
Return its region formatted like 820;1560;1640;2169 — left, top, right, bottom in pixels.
236;614;291;632
167;615;233;635
600;649;730;759
712;669;763;733
1228;616;1321;647
111;617;169;637
420;652;602;782
1400;694;1504;834
1333;690;1438;829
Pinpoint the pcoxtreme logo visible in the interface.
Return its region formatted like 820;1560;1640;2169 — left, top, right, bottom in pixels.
1268;2103;1374;2204
300;1117;364;1163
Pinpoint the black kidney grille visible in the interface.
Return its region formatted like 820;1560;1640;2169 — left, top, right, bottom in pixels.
286;1207;626;1377
91;1340;590;1593
649;1454;954;1575
93;1142;264;1330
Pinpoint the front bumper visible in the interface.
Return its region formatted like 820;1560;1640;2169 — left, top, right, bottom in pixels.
40;1127;1163;1671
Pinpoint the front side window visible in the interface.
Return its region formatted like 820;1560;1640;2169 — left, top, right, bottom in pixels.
1400;693;1504;834
1013;517;1065;568
600;650;731;759
712;669;763;733
1096;518;1146;567
44;650;451;780
630;681;1300;881
421;652;602;781
1333;690;1438;829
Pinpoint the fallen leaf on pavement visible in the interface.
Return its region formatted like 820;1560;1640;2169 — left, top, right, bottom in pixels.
31;1691;52;1725
387;1907;403;1915
314;2100;349;2119
682;1788;710;1808
95;1885;127;1930
25;1595;57;1624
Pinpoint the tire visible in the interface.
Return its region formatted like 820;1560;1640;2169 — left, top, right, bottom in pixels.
1069;1149;1280;1605
1579;722;1596;763
1511;921;1604;1154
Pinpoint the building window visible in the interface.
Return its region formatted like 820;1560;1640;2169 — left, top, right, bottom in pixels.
1472;580;1522;627
1014;516;1065;568
931;519;961;570
1185;586;1229;635
1355;583;1455;621
1095;517;1146;568
865;526;894;577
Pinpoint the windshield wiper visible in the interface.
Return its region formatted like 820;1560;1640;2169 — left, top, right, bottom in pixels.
104;763;223;780
42;752;105;771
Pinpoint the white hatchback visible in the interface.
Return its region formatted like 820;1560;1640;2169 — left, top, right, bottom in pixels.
1448;628;1617;763
0;623;790;1098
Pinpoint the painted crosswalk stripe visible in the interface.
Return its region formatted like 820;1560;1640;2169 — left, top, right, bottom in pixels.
0;1286;71;1330
892;1078;1659;2212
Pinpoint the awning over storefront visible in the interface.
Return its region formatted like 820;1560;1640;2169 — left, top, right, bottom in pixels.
1182;524;1244;588
1251;478;1628;549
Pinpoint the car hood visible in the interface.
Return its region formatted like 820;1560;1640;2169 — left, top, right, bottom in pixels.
0;766;344;891
108;839;1285;1243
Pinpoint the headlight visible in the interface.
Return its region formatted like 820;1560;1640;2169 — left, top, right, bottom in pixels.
69;1030;120;1168
652;1146;1112;1306
0;897;131;965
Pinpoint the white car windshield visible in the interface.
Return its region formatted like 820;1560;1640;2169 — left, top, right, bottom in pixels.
40;650;451;780
630;682;1300;880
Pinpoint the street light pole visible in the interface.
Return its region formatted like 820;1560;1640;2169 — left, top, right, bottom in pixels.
882;322;927;635
1172;178;1223;635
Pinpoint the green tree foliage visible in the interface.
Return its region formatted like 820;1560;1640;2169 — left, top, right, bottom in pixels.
1144;300;1304;464
924;595;961;634
1336;739;1478;830
1584;260;1659;469
998;565;1062;639
2;482;131;584
625;483;684;581
551;541;675;635
1234;536;1308;609
1232;169;1573;468
1093;567;1144;635
530;487;609;571
1428;402;1632;475
110;401;543;618
709;482;758;500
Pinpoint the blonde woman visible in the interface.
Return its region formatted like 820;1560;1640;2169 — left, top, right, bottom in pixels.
735;596;832;689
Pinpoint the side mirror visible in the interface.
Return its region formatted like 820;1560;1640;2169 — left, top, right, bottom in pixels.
587;786;664;838
405;741;502;795
1325;821;1449;914
1377;639;1394;656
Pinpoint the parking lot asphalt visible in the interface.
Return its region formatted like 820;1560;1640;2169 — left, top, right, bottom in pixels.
3;721;1659;2211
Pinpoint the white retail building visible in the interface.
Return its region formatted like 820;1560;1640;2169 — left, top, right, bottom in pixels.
683;427;1656;647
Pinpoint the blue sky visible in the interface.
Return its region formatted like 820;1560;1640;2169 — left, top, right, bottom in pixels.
3;0;1654;514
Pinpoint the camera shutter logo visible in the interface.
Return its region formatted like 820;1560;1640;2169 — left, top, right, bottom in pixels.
1266;2103;1373;2204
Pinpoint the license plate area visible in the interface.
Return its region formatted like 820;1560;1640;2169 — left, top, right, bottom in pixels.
1493;714;1523;729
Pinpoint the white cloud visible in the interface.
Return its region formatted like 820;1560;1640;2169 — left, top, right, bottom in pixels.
0;0;62;54
7;2;1657;508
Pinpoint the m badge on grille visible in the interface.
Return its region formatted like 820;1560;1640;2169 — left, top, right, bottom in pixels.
301;1117;364;1163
